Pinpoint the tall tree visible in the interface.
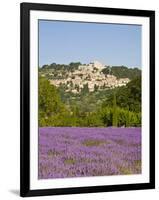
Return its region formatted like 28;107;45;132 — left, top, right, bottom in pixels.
112;91;118;127
39;77;65;123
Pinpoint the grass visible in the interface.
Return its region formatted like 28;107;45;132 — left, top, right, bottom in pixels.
64;158;76;165
119;166;132;174
82;139;110;147
82;139;105;147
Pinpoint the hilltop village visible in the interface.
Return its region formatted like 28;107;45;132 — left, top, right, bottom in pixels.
40;61;130;93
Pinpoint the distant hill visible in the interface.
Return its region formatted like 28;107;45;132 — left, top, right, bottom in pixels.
39;61;136;93
41;62;81;71
40;63;141;80
102;66;141;80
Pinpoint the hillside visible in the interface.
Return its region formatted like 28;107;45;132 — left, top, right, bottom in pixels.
39;61;140;94
102;66;141;79
39;61;141;127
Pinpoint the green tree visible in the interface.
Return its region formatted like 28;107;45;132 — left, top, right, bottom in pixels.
112;92;118;126
81;83;89;95
94;84;99;92
39;76;66;126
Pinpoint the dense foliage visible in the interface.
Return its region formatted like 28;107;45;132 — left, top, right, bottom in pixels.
102;76;141;113
39;74;141;127
41;62;81;71
102;66;141;80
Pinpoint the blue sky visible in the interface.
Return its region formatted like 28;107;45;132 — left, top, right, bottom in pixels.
39;20;141;68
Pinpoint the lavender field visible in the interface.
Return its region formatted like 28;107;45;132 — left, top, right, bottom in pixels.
38;127;141;179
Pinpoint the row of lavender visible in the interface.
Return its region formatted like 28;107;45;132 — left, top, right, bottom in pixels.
38;127;141;179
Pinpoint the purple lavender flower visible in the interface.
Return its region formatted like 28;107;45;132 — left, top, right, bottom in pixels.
38;127;141;179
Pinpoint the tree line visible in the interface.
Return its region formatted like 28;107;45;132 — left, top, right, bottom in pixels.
102;66;141;80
